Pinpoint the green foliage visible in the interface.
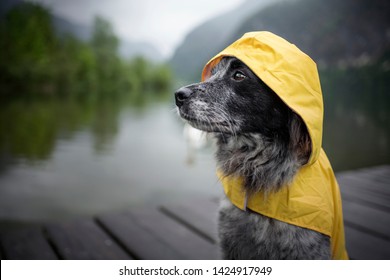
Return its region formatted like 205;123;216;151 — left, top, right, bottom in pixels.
90;16;122;95
0;2;173;161
0;97;124;161
55;35;98;98
91;16;119;57
0;3;57;95
0;2;172;100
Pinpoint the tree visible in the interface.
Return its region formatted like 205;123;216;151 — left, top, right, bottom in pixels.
0;3;58;95
90;16;122;95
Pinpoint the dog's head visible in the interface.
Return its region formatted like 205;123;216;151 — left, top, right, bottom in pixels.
175;32;324;192
175;57;311;166
175;57;288;136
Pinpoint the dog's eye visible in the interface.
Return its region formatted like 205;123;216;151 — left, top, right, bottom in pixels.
232;71;246;81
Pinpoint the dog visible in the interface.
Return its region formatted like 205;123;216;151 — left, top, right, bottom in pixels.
175;56;332;259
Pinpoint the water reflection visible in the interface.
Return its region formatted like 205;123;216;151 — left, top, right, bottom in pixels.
320;65;390;171
0;97;220;224
324;112;390;171
0;99;112;164
0;90;167;165
0;89;389;224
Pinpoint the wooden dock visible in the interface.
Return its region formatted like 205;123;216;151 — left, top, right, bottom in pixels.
0;165;389;260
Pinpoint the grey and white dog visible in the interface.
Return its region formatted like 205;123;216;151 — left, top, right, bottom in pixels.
175;57;331;259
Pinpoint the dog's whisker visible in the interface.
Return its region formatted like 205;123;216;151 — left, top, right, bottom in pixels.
170;107;179;113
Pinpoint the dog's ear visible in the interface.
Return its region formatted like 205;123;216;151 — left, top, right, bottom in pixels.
289;113;312;165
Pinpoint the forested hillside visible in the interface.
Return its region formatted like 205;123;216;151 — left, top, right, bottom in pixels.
170;0;390;170
232;0;390;68
172;0;390;82
0;2;171;98
169;0;278;82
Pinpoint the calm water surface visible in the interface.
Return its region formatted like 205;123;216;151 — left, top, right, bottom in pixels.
0;102;221;224
0;99;389;225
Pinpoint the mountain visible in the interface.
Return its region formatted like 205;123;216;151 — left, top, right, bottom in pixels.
169;0;280;82
52;14;92;41
0;0;21;17
119;40;163;62
53;17;163;61
171;0;390;82
50;8;163;61
229;0;390;68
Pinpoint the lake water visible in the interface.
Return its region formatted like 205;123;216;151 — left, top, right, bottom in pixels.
0;97;389;226
0;100;221;225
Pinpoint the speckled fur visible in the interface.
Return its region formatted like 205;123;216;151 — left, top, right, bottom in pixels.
218;197;331;259
175;57;331;259
214;130;331;259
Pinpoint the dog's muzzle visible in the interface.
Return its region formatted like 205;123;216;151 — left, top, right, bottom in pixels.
175;86;193;107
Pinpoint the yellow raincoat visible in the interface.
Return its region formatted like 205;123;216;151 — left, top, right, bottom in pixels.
202;32;348;260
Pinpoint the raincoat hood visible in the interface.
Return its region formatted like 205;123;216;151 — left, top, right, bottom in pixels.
202;31;323;165
201;32;348;259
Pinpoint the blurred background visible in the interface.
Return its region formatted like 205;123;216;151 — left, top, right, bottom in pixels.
0;0;389;228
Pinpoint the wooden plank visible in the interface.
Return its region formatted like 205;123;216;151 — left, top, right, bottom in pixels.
356;166;390;184
360;165;390;176
345;225;390;260
340;193;390;214
127;208;219;260
45;219;131;260
337;176;390;201
337;174;390;197
160;198;219;243
342;199;390;239
0;228;58;260
338;178;390;212
97;212;182;260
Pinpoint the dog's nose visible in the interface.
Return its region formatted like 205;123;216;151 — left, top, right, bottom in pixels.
175;87;193;107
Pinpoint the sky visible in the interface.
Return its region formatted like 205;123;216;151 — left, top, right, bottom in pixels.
29;0;245;58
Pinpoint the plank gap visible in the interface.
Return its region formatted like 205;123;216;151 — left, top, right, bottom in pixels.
341;195;390;213
159;206;216;244
344;220;390;242
0;236;5;259
97;211;184;259
94;217;140;260
42;227;63;260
